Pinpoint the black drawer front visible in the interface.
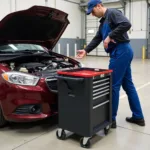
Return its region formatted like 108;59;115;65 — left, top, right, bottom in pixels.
92;76;110;101
92;101;109;132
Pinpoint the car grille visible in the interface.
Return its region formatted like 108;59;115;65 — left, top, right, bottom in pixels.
14;104;41;115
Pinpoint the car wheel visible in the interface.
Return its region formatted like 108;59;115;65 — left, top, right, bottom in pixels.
0;106;7;128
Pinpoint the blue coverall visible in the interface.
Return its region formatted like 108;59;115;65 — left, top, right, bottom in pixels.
85;8;144;121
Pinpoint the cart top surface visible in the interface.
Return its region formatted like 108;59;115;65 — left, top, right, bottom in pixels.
57;68;113;77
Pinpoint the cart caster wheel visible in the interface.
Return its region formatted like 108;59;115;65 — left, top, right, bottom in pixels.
80;137;91;148
104;126;110;135
56;129;67;140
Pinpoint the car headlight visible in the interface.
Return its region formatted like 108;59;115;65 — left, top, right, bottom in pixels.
2;72;39;86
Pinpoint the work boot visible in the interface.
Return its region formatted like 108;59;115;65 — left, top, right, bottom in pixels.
126;117;145;126
111;120;117;128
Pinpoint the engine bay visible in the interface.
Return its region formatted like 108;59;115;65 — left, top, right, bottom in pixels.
1;52;79;76
11;58;75;73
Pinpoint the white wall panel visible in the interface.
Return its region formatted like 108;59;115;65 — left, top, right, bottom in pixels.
103;2;122;8
132;0;141;30
128;31;146;39
87;20;98;28
54;0;82;39
47;0;56;8
0;0;10;20
125;1;129;18
125;0;147;39
11;0;16;12
141;0;147;31
16;0;46;11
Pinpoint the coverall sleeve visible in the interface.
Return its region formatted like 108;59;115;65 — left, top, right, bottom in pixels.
108;10;131;39
84;30;102;53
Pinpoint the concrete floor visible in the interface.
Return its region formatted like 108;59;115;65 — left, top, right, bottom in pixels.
1;56;150;150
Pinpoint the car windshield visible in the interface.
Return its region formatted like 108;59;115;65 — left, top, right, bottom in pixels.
0;44;46;52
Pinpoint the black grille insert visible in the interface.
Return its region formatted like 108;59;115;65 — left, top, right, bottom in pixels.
14;104;41;115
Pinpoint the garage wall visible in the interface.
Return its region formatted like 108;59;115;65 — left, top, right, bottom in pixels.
0;0;10;20
125;0;148;58
125;0;147;39
46;0;85;55
0;0;84;56
15;0;45;10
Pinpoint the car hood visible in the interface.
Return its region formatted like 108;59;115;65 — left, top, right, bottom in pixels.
0;6;69;50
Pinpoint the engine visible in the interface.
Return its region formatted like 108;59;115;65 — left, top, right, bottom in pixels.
15;62;46;73
9;58;75;74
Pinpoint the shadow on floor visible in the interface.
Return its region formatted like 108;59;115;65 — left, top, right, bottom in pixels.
0;115;58;133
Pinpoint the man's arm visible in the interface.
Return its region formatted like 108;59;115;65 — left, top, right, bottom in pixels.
108;9;131;39
85;30;102;53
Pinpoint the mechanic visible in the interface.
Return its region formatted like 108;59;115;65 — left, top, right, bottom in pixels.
77;0;145;128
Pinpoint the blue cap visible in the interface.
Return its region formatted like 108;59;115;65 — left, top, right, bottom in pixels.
86;0;102;15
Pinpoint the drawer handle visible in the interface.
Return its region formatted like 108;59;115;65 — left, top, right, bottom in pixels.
93;100;109;109
93;82;109;89
93;86;109;93
93;92;109;100
93;89;109;96
93;78;109;84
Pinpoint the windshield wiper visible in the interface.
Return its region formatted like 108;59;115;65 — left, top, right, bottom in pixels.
0;49;48;55
0;50;16;53
14;50;34;54
14;49;45;53
0;49;34;54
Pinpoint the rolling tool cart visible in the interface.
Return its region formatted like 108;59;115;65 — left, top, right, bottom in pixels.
56;67;113;148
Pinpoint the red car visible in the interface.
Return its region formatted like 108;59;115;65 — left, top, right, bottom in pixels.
0;6;82;127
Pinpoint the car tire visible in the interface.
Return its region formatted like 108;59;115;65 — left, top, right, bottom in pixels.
0;106;7;128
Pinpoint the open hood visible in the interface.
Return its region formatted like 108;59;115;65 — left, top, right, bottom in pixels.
0;6;69;50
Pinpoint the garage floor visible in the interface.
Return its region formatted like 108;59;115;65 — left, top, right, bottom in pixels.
1;56;150;150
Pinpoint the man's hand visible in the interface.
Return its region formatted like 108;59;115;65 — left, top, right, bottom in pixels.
104;36;116;49
76;49;87;59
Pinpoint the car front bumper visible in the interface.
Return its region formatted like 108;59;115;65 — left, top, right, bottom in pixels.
1;78;58;122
